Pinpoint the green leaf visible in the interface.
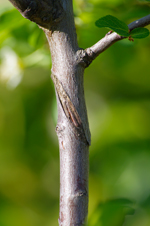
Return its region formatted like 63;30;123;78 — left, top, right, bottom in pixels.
130;27;150;39
88;198;135;226
95;15;130;37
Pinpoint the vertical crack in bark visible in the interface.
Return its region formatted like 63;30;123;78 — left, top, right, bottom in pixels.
51;73;89;145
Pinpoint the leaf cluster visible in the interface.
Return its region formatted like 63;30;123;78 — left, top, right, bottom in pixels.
95;15;150;40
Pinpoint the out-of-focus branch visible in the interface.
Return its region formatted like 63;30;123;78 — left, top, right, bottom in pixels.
128;14;150;30
79;14;150;68
8;0;64;29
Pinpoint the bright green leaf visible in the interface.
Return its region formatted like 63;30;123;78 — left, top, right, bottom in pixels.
130;27;150;39
95;15;130;37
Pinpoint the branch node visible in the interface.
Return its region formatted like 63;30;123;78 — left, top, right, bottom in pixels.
106;30;113;36
76;48;96;68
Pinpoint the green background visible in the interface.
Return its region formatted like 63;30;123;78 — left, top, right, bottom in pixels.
0;0;150;225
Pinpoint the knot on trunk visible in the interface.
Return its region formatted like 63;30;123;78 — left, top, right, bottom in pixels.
76;48;96;68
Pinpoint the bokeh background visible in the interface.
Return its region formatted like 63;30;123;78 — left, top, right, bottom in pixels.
0;0;150;225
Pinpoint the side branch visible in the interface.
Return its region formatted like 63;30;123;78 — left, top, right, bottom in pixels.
9;0;64;29
79;14;150;67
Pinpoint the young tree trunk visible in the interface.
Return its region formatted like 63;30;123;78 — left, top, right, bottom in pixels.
44;1;91;225
9;0;91;225
8;0;150;225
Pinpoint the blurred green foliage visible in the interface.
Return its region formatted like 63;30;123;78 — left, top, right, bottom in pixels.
0;0;150;225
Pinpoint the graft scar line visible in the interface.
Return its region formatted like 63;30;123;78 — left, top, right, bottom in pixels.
51;73;88;144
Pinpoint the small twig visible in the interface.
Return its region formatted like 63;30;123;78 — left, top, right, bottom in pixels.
128;14;150;31
82;14;150;67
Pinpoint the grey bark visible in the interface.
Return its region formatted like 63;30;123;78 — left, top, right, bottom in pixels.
8;0;150;225
44;2;91;225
